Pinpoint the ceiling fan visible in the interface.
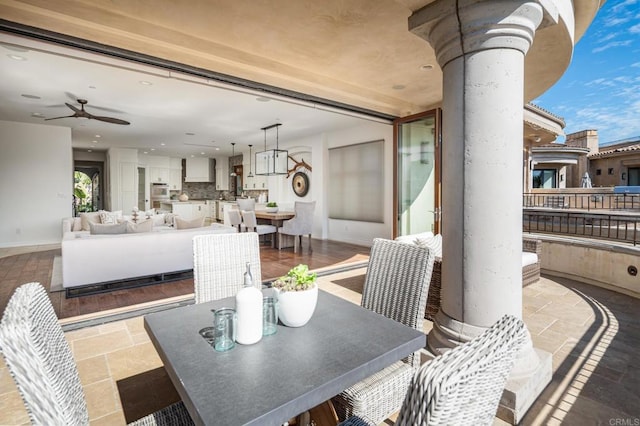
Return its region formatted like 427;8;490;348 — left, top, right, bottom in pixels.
45;99;130;125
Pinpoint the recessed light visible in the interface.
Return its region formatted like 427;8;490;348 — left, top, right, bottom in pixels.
21;94;40;99
150;148;156;151
143;151;148;154
256;97;270;102
1;44;28;53
95;134;101;138
31;112;43;117
7;54;26;61
215;147;220;151
420;64;434;71
201;152;205;155
92;140;98;143
87;149;93;153
191;154;195;158
392;84;406;90
139;80;152;86
161;143;166;146
185;132;195;136
88;85;96;89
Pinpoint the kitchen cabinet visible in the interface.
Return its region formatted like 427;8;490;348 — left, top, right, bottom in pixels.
185;157;213;182
149;167;170;183
215;156;229;190
242;159;267;190
147;155;171;183
171;201;206;221
169;158;182;191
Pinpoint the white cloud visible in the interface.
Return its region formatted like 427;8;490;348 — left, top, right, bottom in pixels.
630;62;640;68
630;23;640;33
592;40;633;53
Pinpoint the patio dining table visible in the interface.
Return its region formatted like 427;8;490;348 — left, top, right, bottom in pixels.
144;289;426;425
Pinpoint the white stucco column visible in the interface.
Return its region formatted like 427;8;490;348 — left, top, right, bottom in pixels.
410;1;552;423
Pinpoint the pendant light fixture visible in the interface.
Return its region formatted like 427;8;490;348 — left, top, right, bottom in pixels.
248;144;254;178
256;123;288;175
230;142;237;177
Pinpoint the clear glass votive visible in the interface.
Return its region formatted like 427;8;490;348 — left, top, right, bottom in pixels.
263;296;278;336
213;308;237;352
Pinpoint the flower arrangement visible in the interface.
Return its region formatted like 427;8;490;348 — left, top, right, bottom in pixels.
265;201;279;213
266;201;278;208
272;264;317;292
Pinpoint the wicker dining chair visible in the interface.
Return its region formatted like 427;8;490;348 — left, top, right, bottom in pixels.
340;315;527;426
0;282;194;426
192;232;262;303
332;238;436;424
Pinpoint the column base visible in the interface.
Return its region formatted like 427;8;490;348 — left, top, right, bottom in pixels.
497;348;552;424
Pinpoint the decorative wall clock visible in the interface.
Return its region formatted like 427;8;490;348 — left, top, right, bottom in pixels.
292;172;309;197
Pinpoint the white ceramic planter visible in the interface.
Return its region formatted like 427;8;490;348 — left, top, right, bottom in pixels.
273;284;318;327
265;206;279;213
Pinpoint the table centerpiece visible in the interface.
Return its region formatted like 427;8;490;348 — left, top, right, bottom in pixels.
271;264;317;327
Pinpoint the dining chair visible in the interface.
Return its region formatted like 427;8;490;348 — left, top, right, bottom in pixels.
241;210;276;248
332;238;436;424
278;201;316;252
226;208;246;232
0;282;194;426
339;315;528;426
236;198;256;212
192;232;262;303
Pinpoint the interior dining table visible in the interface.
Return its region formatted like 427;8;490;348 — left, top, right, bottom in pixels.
254;210;295;248
144;289;426;426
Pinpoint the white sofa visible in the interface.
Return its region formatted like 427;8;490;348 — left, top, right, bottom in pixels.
61;222;236;290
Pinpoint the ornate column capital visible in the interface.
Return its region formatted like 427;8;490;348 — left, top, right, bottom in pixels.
410;0;545;68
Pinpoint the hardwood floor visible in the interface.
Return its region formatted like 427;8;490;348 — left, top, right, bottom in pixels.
0;239;369;320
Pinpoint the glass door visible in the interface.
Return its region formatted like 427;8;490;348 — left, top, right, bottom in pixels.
394;110;441;237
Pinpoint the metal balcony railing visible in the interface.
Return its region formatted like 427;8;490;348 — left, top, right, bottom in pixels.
523;192;640;211
523;209;640;245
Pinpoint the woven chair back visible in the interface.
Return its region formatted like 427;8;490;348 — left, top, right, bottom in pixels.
396;315;527;426
361;238;435;367
193;232;262;303
0;282;89;425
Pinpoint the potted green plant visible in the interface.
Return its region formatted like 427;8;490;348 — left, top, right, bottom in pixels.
271;264;318;327
265;201;279;213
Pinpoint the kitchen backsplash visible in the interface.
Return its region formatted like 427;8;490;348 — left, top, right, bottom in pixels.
175;183;267;201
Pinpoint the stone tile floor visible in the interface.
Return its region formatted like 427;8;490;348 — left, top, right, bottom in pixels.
1;268;639;425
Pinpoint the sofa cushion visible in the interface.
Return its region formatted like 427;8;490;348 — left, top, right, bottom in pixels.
175;217;205;229
395;232;434;245
522;252;538;267
414;233;442;258
89;221;127;235
80;212;102;231
71;217;82;232
126;219;154;233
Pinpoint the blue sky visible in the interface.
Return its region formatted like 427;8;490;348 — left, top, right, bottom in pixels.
532;0;640;145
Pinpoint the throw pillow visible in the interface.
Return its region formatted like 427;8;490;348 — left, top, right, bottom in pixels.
175;216;205;230
89;221;127;235
80;212;102;231
126;219;154;233
72;217;82;232
99;210;122;225
152;213;166;226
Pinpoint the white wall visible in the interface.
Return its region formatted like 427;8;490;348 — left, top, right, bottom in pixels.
0;121;73;247
274;121;394;247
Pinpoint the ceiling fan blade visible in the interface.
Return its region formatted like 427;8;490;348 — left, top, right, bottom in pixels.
92;115;130;125
65;102;81;113
44;114;77;121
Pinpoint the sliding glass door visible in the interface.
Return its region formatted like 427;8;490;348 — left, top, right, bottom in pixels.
394;110;441;237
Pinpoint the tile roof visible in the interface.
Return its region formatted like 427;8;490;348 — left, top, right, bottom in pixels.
589;143;640;158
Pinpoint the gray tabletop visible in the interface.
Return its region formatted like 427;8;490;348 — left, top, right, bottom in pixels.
144;290;426;426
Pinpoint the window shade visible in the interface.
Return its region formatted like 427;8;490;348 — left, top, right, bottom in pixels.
328;140;384;222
